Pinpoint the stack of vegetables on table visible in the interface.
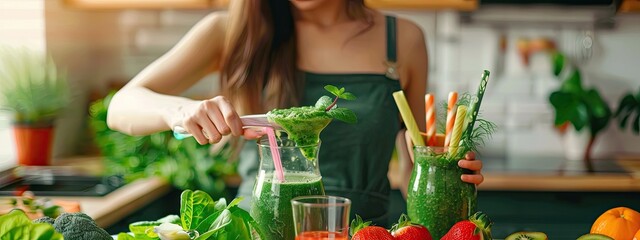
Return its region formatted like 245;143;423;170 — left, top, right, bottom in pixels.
2;191;639;239
115;189;263;240
0;210;109;240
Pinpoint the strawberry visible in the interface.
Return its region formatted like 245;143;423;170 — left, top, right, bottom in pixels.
390;214;432;240
441;212;493;240
350;215;394;240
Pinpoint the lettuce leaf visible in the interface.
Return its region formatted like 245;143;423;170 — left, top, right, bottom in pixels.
0;209;63;240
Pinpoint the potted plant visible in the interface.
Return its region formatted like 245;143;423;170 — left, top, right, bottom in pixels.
614;87;640;135
548;52;612;172
0;47;69;166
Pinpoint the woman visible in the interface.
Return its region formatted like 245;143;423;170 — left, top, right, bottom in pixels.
107;0;483;226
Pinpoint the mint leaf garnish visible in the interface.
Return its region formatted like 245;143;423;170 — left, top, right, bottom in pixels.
315;96;333;110
324;85;340;96
327;108;357;124
340;92;357;100
323;85;357;112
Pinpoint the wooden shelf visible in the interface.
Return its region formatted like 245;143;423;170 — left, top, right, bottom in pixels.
620;0;640;12
366;0;477;11
63;0;227;10
65;0;476;11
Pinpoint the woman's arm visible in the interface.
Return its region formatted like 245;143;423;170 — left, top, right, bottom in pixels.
107;12;230;138
396;18;428;198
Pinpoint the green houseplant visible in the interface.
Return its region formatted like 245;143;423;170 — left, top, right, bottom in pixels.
614;87;640;135
549;52;612;171
0;47;69;166
89;93;236;197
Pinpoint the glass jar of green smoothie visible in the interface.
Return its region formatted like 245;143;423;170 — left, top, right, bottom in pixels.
250;137;325;240
406;146;477;239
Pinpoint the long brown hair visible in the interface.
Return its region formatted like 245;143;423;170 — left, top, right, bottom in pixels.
220;0;370;115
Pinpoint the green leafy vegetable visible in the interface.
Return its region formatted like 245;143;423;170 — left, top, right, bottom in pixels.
0;209;63;240
180;190;216;231
119;190;264;240
129;221;161;239
53;212;112;240
118;233;137;240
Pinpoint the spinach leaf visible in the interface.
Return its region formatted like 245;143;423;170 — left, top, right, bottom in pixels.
180;190;215;231
117;232;137;240
0;210;63;240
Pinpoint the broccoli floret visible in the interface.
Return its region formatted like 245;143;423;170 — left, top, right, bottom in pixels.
53;212;112;240
33;216;56;225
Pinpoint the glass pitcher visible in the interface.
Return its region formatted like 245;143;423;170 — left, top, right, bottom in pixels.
250;136;325;240
406;146;477;239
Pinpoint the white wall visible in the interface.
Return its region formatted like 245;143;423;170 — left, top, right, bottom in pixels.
394;10;640;160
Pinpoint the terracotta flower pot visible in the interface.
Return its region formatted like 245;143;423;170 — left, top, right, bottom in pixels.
13;125;54;166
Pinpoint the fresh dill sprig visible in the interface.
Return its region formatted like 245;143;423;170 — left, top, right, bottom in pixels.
459;118;497;155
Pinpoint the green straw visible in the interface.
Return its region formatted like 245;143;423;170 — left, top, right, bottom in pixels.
464;70;490;142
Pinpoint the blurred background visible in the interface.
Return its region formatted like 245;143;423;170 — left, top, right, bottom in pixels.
1;0;639;238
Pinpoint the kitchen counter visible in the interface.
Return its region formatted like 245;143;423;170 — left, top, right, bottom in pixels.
4;155;638;230
49;176;171;228
0;157;172;228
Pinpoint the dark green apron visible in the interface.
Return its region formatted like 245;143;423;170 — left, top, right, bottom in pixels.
237;16;402;227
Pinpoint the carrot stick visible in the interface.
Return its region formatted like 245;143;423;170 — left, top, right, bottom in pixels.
425;94;436;146
444;92;458;147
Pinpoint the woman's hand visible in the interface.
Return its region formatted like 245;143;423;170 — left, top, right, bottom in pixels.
403;131;484;185
458;152;484;185
179;96;263;145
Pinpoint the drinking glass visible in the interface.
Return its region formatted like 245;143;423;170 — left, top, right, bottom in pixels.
291;195;351;240
406;146;477;239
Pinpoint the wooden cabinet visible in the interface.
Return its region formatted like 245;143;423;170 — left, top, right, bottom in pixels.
65;0;476;11
620;0;640;12
365;0;477;11
63;0;228;9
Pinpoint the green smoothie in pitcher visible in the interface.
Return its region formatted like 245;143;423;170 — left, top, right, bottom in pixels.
251;85;358;240
251;172;325;240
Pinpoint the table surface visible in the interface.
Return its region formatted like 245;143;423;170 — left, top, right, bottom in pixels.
2;155;639;229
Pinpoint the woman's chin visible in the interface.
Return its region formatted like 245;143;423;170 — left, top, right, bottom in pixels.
289;0;329;11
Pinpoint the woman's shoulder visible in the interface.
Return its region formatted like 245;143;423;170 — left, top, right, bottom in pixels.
394;16;426;47
198;11;229;35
